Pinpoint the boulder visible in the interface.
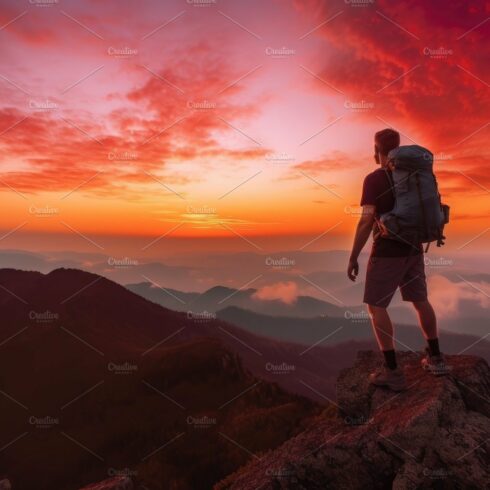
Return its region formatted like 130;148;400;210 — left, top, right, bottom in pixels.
215;351;490;489
0;480;11;490
78;476;133;490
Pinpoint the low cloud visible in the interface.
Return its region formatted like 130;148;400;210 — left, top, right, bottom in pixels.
252;281;299;304
428;275;490;318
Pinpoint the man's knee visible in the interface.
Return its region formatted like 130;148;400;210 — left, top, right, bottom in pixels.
367;305;390;325
367;304;387;315
412;299;432;311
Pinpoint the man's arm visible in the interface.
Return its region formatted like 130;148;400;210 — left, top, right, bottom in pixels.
347;205;375;281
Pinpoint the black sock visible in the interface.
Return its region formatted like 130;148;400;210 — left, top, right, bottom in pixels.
428;338;440;357
382;350;397;370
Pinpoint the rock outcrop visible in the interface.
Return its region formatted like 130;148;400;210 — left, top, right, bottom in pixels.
0;480;11;490
215;351;490;489
78;477;133;490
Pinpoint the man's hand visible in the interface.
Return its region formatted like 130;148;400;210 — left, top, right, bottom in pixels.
347;205;375;282
347;258;359;282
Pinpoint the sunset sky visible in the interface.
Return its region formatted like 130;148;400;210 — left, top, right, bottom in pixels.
0;0;489;255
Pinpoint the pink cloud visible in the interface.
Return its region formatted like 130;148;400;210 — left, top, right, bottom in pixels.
252;281;299;304
0;40;267;196
294;0;490;152
428;274;490;318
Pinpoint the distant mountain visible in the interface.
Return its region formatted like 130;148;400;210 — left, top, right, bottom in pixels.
440;315;489;338
0;268;354;402
3;249;488;335
216;306;490;361
126;281;344;318
0;249;358;293
0;268;321;490
124;281;201;310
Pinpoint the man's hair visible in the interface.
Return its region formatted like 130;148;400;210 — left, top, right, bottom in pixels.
374;128;400;156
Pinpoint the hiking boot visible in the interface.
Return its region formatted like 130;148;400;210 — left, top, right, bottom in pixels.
369;364;407;392
421;348;449;376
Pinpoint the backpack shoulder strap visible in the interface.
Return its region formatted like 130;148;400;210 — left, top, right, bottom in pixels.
414;171;430;249
383;168;396;200
372;169;395;240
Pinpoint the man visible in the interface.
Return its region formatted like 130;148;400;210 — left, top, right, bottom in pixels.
347;128;446;391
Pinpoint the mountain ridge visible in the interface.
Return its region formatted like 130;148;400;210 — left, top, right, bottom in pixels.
0;267;362;401
126;280;344;318
217;305;490;361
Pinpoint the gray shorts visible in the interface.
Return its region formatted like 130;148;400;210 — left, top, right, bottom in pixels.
363;254;428;308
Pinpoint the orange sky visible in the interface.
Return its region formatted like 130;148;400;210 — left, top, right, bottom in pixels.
0;0;489;253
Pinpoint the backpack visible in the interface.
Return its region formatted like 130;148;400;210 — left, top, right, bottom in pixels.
376;145;449;251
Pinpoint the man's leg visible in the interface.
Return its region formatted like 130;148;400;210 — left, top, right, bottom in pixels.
399;254;442;358
412;299;448;374
367;304;406;390
412;300;440;354
367;305;397;369
400;256;448;374
367;305;395;350
364;256;407;390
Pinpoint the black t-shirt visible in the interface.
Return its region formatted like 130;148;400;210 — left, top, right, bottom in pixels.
360;168;422;257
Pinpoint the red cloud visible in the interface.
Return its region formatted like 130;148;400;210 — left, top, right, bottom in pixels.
293;151;359;174
0;41;266;197
296;0;489;153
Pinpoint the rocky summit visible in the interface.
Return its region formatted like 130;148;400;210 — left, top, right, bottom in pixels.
5;351;488;489
215;351;490;490
78;477;133;490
